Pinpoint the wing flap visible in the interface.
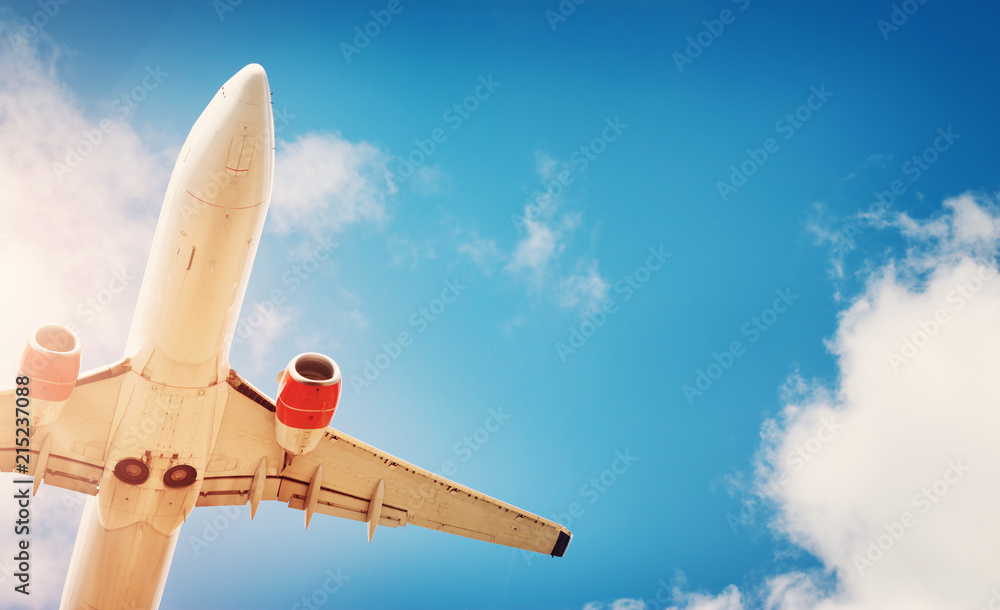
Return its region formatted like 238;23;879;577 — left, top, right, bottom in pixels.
195;475;282;507
277;478;407;528
208;370;572;556
288;431;568;555
42;454;102;495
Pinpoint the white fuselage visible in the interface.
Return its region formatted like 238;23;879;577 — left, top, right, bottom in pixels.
59;65;275;610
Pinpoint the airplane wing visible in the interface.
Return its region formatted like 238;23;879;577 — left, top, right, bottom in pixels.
0;359;130;495
199;369;572;557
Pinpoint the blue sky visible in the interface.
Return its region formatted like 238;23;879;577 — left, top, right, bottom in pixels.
2;1;1000;609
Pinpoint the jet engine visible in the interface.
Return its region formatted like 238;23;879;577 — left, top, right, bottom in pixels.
19;324;82;428
274;352;341;456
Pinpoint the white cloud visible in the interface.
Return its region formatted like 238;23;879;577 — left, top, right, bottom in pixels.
457;228;503;275
659;193;1000;610
807;200;895;302
843;153;893;182
536;149;561;181
387;234;438;268
0;29;172;376
897;194;1000;267
505;152;579;281
0;21;174;610
670;587;743;610
584;599;648;610
270;132;396;236
592;586;743;610
809;195;998;300
408;164;449;196
558;258;610;312
508;216;563;276
342;291;369;331
451;151;610;314
245;307;294;373
807;203;880;280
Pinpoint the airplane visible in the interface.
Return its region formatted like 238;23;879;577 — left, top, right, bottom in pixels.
0;64;571;609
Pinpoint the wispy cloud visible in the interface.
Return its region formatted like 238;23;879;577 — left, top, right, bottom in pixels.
246;307;293;373
456;227;503;275
507;215;565;277
270;132;397;236
896;193;1000;265
505;152;579;279
843;152;894;181
0;20;173;610
585;586;743;610
583;599;648;610
408;164;449;197
557;258;610;312
455;151;609;314
806;200;892;299
387;233;438;268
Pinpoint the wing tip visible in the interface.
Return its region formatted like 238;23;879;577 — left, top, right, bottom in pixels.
550;530;572;557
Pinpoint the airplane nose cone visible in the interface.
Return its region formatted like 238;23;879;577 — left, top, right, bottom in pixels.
224;63;269;105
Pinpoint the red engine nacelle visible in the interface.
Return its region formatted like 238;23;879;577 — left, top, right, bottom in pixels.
274;352;342;455
19;324;82;428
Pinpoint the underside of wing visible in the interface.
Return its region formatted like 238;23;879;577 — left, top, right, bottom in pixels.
201;369;572;556
0;359;129;495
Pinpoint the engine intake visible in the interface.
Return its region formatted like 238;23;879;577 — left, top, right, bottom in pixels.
19;324;82;428
274;352;341;455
